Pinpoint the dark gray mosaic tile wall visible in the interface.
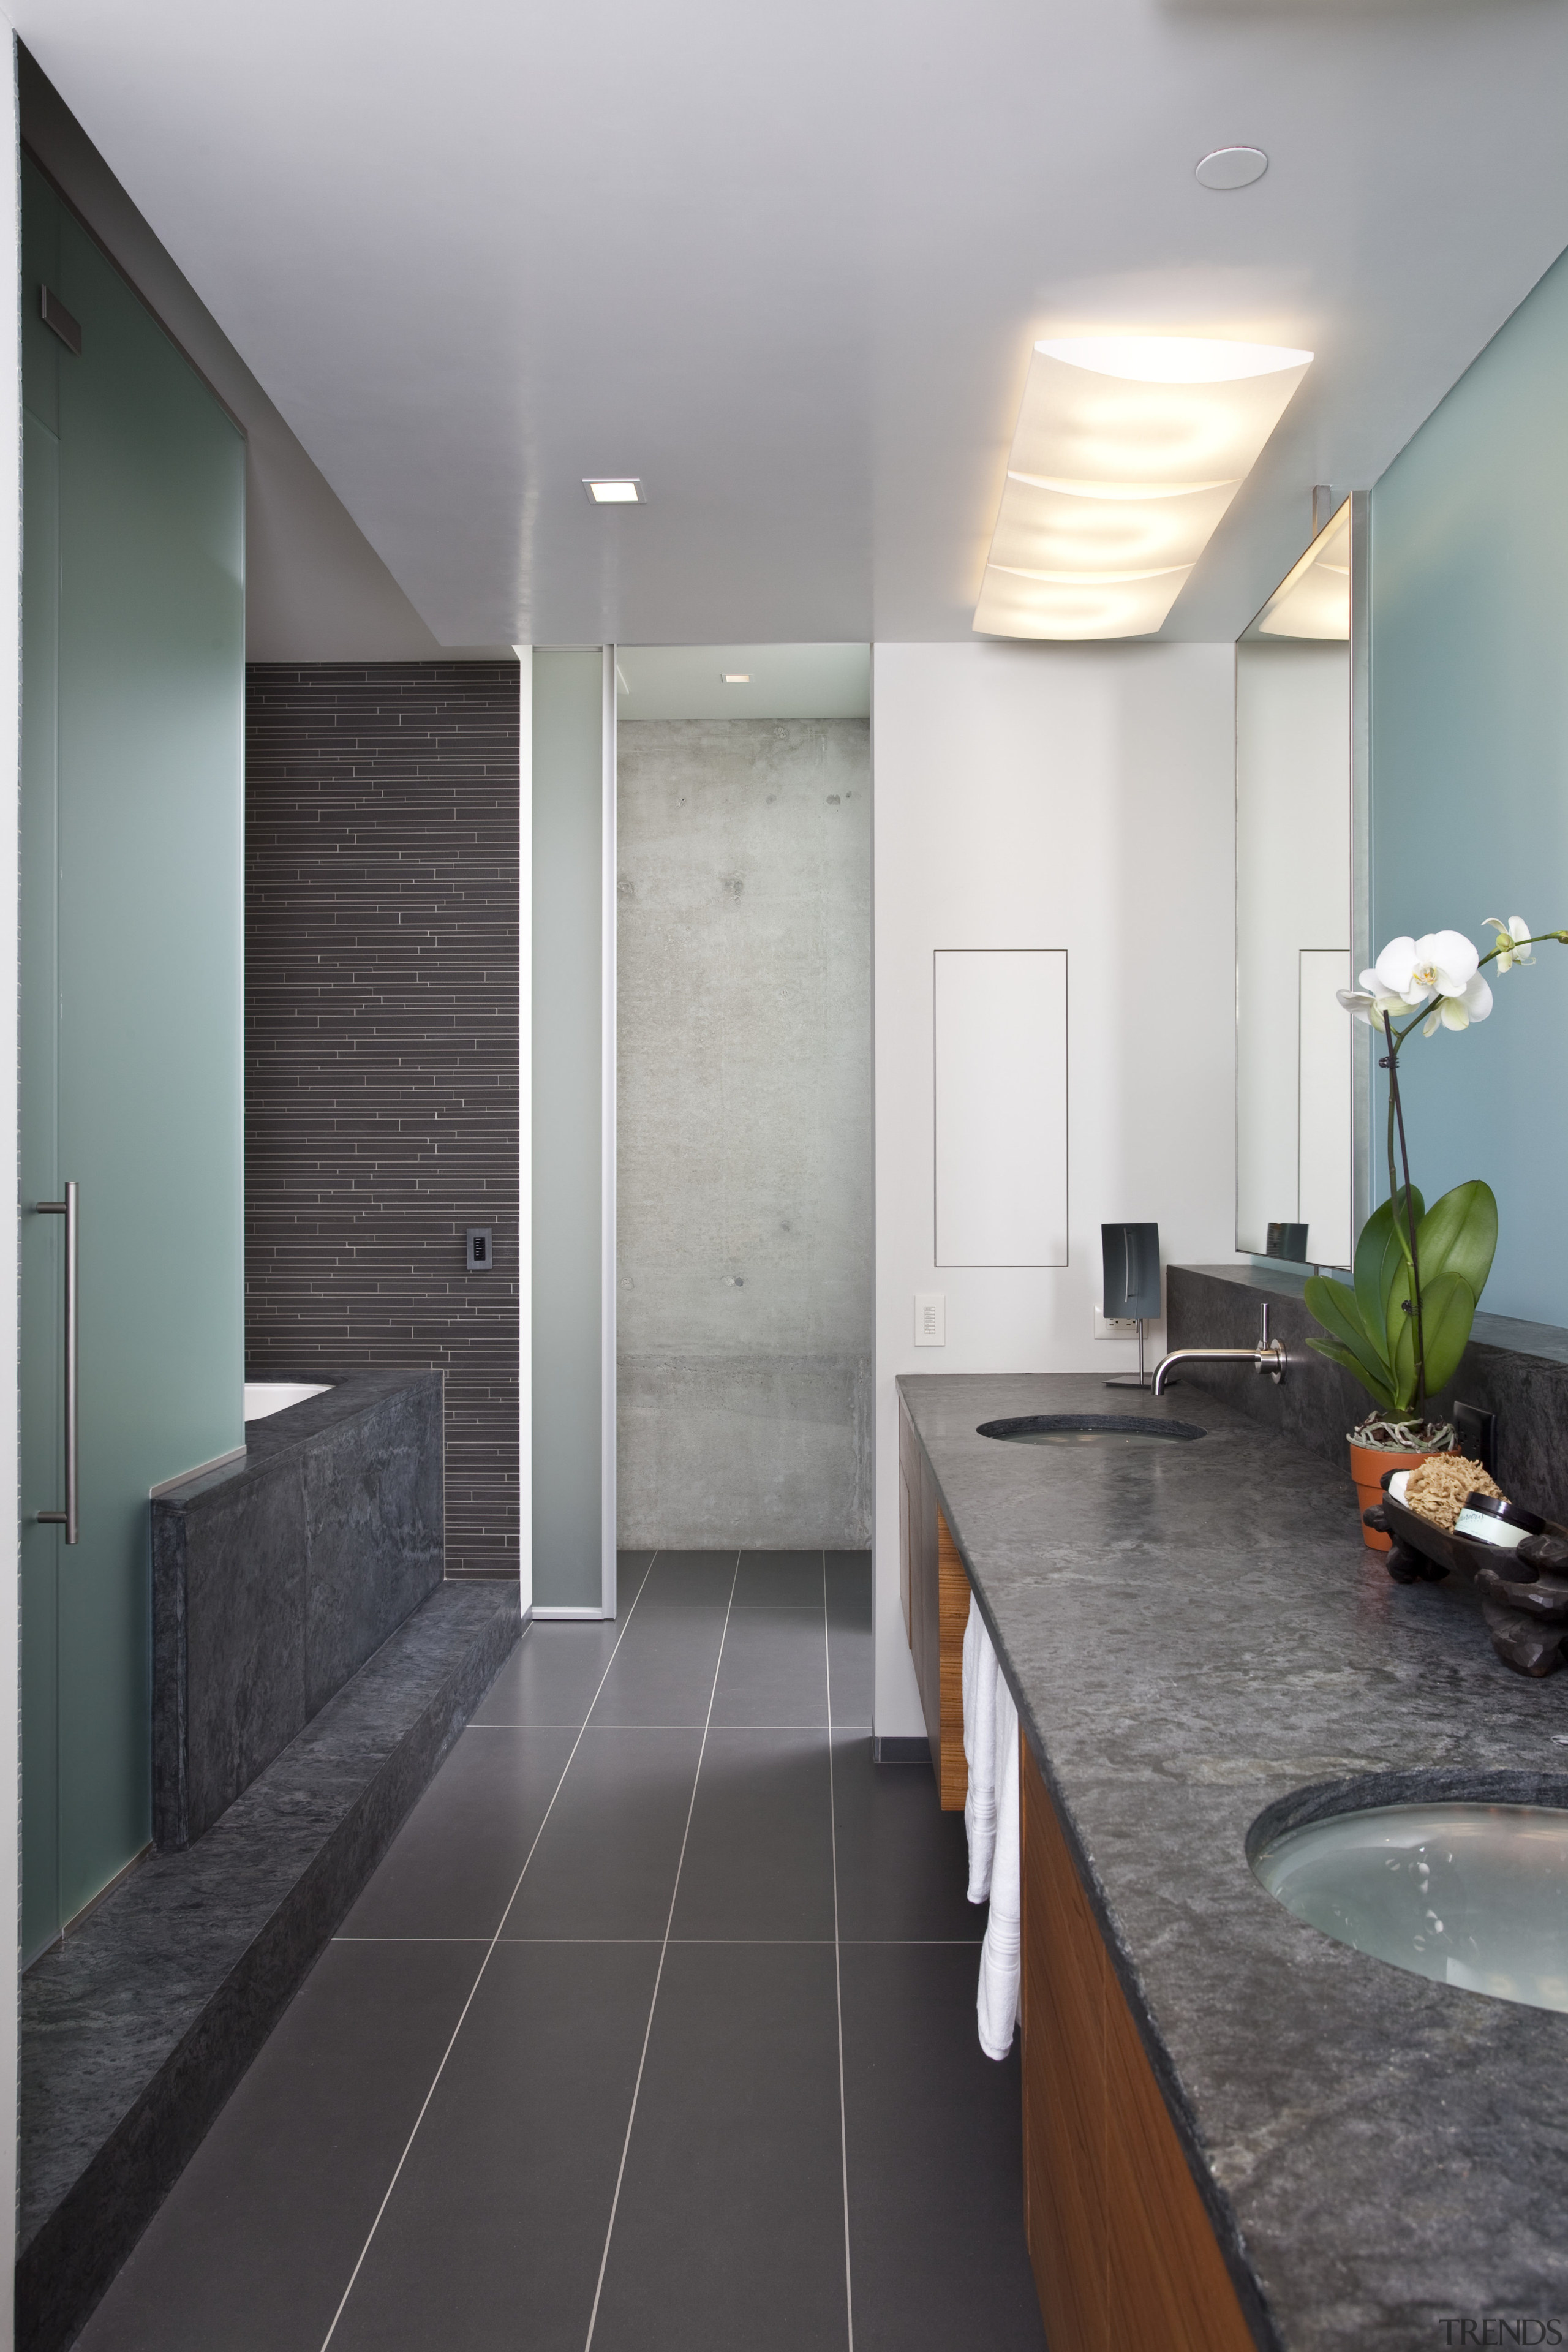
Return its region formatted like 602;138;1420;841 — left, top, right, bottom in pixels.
245;662;520;1578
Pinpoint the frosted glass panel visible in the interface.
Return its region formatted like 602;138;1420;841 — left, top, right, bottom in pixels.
532;650;605;1610
21;159;246;1954
934;949;1067;1267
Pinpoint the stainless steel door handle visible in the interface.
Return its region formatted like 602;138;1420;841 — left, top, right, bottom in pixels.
37;1180;78;1544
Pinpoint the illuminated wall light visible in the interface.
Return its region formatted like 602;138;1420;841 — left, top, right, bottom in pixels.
1254;497;1351;640
974;337;1313;641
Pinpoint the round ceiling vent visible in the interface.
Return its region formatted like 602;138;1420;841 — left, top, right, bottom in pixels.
1196;146;1268;190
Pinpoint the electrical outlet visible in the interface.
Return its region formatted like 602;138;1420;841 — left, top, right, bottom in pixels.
1094;1306;1139;1342
914;1292;946;1347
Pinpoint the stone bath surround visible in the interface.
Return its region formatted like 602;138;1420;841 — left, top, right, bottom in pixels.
897;1369;1568;2350
153;1370;445;1848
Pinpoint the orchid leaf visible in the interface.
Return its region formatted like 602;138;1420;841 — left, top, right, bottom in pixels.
1354;1188;1423;1369
1304;1274;1400;1406
1304;1333;1400;1414
1380;1223;1415;1351
1415;1182;1498;1306
1352;1196;1397;1341
1416;1270;1479;1398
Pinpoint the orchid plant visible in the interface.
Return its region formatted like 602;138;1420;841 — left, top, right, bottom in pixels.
1303;917;1567;1449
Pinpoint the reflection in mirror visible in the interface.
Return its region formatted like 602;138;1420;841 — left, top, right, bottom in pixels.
1236;502;1353;1268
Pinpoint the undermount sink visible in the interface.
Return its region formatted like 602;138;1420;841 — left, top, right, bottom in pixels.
976;1414;1206;1447
1251;1800;1568;2014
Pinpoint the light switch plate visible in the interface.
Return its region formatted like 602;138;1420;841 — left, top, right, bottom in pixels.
914;1292;946;1347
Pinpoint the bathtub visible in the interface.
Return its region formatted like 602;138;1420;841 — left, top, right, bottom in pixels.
243;1379;332;1422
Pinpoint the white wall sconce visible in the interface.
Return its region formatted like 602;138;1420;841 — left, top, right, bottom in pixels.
973;337;1313;641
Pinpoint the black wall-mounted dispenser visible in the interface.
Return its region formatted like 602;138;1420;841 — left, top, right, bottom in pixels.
1102;1221;1161;1389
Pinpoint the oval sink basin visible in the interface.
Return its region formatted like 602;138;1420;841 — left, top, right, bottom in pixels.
976;1414;1205;1447
1251;1801;1568;2013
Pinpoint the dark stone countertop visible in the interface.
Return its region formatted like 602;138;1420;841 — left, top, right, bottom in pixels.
897;1370;1568;2352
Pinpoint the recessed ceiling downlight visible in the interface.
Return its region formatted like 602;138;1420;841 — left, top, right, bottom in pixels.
721;673;751;684
1196;146;1268;191
584;478;643;504
973;334;1313;641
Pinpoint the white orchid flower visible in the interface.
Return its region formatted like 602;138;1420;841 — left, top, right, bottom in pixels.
1376;929;1480;1009
1338;976;1413;1028
1369;937;1433;1006
1421;968;1493;1036
1483;915;1534;973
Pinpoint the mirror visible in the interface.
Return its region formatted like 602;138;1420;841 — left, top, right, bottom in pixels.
1235;500;1354;1270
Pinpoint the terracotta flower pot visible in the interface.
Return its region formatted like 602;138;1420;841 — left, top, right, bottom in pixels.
1348;1440;1436;1550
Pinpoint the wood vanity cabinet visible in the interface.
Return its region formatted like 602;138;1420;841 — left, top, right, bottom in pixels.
1020;1739;1256;2352
897;1398;968;1809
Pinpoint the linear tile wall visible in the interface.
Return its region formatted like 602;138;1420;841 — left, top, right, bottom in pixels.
245;662;520;1578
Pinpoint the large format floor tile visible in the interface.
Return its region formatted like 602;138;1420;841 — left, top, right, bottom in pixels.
75;1941;480;2352
588;1943;851;2352
670;1729;835;1942
840;1944;1044;2351
589;1607;729;1727
831;1733;985;1943
733;1549;826;1607
473;1620;622;1727
826;1552;874;1725
710;1605;829;1727
339;1725;578;1940
328;1942;662;2352
636;1551;737;1608
501;1727;703;1939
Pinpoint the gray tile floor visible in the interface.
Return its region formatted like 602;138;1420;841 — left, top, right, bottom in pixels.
77;1551;1045;2351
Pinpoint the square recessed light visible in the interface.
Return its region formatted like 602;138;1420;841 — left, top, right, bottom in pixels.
584;478;643;505
721;673;751;684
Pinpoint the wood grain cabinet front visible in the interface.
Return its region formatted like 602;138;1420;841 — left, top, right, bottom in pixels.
1020;1739;1257;2352
900;1406;970;1811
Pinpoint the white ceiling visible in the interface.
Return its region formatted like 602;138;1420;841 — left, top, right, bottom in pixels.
616;644;870;721
15;0;1568;650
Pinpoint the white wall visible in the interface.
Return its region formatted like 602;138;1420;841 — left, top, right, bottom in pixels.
872;639;1239;1737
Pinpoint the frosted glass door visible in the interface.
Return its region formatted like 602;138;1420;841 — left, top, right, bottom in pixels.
20;162;245;1961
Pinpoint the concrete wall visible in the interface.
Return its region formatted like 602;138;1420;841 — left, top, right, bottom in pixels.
617;718;872;1547
873;640;1242;1736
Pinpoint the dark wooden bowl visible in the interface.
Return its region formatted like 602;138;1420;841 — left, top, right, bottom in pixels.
1377;1486;1565;1581
1372;1481;1568;1676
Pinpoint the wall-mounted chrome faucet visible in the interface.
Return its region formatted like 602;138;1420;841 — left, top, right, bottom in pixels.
1152;1302;1285;1396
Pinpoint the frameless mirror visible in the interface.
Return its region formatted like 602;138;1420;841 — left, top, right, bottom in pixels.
1235;500;1354;1271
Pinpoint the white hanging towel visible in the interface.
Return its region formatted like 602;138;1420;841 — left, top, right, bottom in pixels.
961;1591;1022;2059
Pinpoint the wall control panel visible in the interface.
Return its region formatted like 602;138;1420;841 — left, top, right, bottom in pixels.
914;1292;946;1347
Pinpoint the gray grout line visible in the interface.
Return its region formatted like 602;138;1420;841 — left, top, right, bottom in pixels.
316;1548;662;2351
582;1551;742;2352
826;1548;855;2352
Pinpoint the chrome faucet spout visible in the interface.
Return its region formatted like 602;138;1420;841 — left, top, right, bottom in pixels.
1152;1302;1286;1395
